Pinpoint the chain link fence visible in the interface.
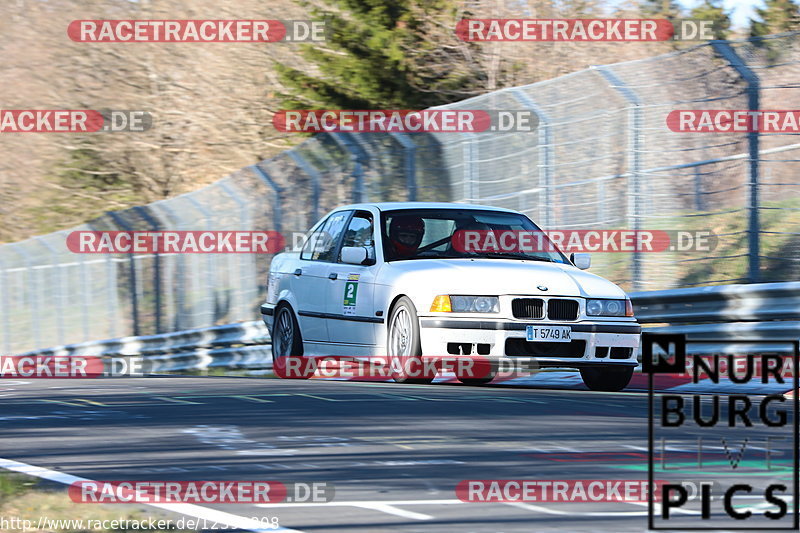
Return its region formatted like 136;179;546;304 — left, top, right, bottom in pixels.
3;33;800;354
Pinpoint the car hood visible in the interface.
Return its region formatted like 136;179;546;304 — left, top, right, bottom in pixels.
379;258;626;299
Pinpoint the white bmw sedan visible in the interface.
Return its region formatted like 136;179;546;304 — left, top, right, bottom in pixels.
261;202;641;391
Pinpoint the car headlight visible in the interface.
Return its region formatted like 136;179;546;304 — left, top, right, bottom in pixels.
586;298;634;317
430;295;499;313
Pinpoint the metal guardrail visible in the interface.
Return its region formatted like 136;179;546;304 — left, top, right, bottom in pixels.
631;281;800;353
13;321;272;373
8;282;798;368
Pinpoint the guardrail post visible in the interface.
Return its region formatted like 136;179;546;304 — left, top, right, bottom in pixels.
107;211;140;337
287;151;323;220
389;132;417;201
595;66;644;291
250;164;283;233
134;207;163;334
512;89;553;227
712;40;761;284
329;132;368;203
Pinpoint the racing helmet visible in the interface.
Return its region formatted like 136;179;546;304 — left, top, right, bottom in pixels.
389;215;425;257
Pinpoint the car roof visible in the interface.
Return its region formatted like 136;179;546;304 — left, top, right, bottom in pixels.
333;202;521;214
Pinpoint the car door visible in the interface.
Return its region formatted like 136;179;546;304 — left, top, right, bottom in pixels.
293;210;351;344
325;210;380;347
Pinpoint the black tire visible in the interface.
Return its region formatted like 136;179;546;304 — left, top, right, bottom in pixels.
272;304;310;379
580;365;634;392
387;296;434;384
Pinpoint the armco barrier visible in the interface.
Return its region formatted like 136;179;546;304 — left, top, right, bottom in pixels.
631;281;800;353
8;282;798;375
11;321;272;373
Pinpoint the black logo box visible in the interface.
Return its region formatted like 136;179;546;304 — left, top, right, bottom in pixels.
643;333;799;531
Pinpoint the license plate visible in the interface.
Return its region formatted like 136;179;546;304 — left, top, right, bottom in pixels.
526;325;571;343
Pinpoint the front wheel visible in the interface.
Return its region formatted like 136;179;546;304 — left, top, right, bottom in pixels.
272;304;312;379
580;365;634;392
388;297;434;384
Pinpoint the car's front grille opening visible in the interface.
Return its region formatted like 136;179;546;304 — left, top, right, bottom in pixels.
610;347;633;359
547;299;579;321
505;338;586;358
595;347;609;358
511;298;544;319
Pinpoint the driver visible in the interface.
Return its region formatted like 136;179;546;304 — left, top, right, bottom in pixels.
388;215;425;259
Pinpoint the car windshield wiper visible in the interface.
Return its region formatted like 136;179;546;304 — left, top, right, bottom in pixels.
473;252;556;262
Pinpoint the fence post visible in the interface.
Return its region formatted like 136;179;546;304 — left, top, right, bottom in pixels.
287;151;322;220
712;40;760;283
34;237;65;346
595;66;644;291
0;256;10;353
389;132;417;201
512;89;553;227
329;132;368;203
219;181;257;322
459;132;478;204
152;201;184;331
107;211;140;336
134;206;163;334
186;196;215;328
250;164;283;233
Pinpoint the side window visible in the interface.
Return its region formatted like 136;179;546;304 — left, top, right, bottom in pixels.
340;212;374;255
301;212;350;262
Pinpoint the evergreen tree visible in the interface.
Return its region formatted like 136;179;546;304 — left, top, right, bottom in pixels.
274;0;487;110
690;0;731;40
750;0;800;37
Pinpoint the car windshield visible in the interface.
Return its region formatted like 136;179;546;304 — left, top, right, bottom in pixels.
381;208;569;263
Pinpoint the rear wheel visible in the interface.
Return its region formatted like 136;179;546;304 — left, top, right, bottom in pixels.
272;304;312;379
580;365;634;392
388;297;434;384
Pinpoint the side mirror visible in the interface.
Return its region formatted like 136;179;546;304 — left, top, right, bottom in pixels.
341;246;368;265
570;252;591;270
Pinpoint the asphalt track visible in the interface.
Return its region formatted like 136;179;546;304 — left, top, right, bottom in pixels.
0;376;795;532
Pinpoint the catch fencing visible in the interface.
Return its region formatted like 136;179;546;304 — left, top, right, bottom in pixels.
3;33;800;354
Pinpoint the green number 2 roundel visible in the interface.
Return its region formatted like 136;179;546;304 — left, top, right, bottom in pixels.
343;280;358;306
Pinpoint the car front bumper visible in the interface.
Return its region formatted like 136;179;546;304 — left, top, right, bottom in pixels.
418;317;640;368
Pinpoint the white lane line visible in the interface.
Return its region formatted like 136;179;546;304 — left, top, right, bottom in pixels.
0;457;305;533
506;500;701;517
350;503;433;520
505;501;650;517
257;499;464;520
